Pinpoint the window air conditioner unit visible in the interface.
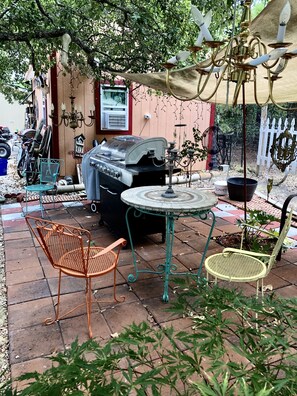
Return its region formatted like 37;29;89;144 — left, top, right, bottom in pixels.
103;111;127;130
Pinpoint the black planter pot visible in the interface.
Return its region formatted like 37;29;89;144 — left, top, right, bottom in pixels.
227;177;258;202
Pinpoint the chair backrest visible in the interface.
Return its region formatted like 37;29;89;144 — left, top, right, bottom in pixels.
267;210;293;273
25;216;92;275
39;158;60;185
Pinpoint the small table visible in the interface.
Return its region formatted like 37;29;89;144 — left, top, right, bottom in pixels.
121;185;217;302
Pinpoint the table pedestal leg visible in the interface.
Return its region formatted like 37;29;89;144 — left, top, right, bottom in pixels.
162;213;175;302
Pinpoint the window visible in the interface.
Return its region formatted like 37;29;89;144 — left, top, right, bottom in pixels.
100;84;129;132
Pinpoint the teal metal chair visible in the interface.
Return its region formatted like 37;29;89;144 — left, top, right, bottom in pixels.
25;158;61;217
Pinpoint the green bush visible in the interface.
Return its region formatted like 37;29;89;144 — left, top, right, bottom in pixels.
1;280;296;395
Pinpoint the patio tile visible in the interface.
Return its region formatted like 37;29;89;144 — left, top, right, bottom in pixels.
149;256;190;274
5;237;34;250
7;279;51;305
142;296;181;324
6;265;44;285
185;220;216;238
216;203;238;211
274;285;297;298
262;272;291;290
11;357;56;390
213;210;237;218
52;290;100;317
59;312;111;345
271;264;297;285
175;251;204;271
5;255;41;272
2;218;27;233
5;245;38;261
215;223;241;234
8;297;55;330
210;217;232;226
1;202;22;210
102;301;151;334
3;230;31;241
117;262;158;281
2;212;24;221
130;277;170;301
47;276;86;296
170;237;196;256
280;249;297;263
41;262;59;278
9;323;63;364
134;243;167;262
96;284;139;308
0;207;23;215
62;201;84;207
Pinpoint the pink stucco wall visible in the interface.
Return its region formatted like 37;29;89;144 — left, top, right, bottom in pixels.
46;71;212;177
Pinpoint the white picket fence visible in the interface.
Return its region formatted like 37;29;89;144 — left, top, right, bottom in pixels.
256;118;297;174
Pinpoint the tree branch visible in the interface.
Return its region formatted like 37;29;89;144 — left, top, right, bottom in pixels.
34;0;55;24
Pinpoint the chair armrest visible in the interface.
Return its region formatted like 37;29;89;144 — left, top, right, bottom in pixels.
240;223;276;238
90;238;127;258
223;247;272;259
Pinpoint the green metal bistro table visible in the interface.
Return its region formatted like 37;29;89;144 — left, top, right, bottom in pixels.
121;185;217;302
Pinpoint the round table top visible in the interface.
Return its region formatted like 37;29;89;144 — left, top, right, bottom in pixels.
121;185;217;214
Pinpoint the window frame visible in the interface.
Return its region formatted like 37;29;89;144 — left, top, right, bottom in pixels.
95;81;132;135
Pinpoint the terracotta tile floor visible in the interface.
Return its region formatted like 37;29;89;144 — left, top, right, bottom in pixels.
1;195;297;380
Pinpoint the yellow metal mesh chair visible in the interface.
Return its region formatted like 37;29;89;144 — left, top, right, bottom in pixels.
26;215;126;338
204;211;293;299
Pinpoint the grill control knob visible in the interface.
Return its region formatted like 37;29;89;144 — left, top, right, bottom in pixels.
115;171;121;178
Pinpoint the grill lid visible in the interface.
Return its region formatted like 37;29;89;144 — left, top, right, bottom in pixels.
94;136;167;164
95;136;143;160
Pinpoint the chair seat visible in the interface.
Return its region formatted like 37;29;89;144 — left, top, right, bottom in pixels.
25;184;55;193
58;247;117;278
205;252;267;282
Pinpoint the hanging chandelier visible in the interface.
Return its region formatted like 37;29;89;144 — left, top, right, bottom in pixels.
163;0;297;109
49;66;95;131
49;95;95;130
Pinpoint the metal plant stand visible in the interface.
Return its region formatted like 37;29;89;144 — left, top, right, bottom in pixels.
121;186;217;302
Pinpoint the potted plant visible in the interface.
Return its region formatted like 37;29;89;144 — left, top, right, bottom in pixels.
227;176;258;202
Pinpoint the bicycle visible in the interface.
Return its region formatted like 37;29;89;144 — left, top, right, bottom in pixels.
17;123;52;185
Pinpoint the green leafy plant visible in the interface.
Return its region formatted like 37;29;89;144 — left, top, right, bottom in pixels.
179;127;208;165
236;209;279;253
1;280;296;395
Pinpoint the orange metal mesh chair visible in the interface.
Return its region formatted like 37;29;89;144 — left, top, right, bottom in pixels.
25;215;126;338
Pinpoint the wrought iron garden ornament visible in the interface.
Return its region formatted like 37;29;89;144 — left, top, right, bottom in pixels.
270;128;297;172
163;1;297;110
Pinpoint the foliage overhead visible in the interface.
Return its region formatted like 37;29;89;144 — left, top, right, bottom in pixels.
1;0;255;102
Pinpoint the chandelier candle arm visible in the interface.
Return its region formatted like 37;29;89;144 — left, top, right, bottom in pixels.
166;50;191;65
247;47;287;67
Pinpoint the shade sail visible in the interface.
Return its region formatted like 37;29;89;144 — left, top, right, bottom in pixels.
118;0;297;105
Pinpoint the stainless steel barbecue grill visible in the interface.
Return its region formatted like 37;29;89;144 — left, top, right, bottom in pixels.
88;136;168;240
